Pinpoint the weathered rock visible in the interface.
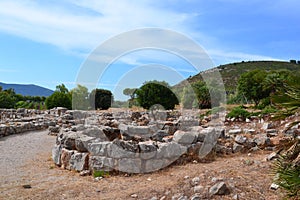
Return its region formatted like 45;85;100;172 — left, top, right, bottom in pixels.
209;182;230;195
60;148;74;169
228;129;242;135
262;122;273;130
52;144;62;165
233;143;244;153
191;177;200;186
69;152;89;171
82;126;109;141
156;142;187;159
139;141;157;159
107;140;138;158
88;142;111;156
266;129;278;137
119;158;142;173
190;193;201;200
75;135;95;152
151;130;169;142
173;130;197;144
234;135;248;145
89;156;115;172
193;185;204;193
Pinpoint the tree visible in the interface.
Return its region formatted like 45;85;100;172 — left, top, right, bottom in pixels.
89;89;112;110
237;69;269;106
123;88;138;108
135;81;179;110
0;92;15;108
71;84;90;110
45;90;72;109
192;81;211;109
56;84;69;94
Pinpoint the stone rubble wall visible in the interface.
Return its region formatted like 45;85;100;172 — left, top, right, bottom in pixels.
51;110;300;174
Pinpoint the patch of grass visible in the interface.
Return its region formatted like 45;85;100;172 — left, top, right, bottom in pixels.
93;170;110;178
226;106;251;120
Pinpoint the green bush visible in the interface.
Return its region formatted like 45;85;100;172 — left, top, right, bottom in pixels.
89;89;112;110
45;91;72;109
227;106;251;120
261;105;278;115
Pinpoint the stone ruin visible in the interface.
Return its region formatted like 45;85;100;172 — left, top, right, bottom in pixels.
50;109;300;175
1;107;299;175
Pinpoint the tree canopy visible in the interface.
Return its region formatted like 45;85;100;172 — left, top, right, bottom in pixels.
135;81;179;110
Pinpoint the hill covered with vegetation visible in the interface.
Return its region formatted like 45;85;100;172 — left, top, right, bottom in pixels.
178;60;300;93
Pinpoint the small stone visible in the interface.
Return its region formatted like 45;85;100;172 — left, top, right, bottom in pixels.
266;152;278;161
270;183;279;190
184;175;190;179
149;197;158;200
193;185;204;193
147;178;152;181
233;143;244;153
22;184;32;189
209;182;230;195
131;193;138;198
79;170;90;176
96;189;101;193
190;193;201;200
94;177;103;181
191;177;200;186
232;194;239;200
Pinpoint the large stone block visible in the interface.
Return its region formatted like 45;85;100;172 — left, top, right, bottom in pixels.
89;156;115;172
107;141;138;158
69;152;89;171
118;158;142;173
156;142;187;159
139;141;157;160
61;148;75;169
52;144;62;165
81;126;108;141
144;158;170;173
88;142;111;156
75;135;95;152
173;130;198;144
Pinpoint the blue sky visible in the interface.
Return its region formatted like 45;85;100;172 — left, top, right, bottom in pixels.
0;0;299;100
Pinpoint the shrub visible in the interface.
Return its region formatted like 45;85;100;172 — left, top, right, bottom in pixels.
93;170;109;178
227;106;251;120
261;105;278;115
89;89;112;110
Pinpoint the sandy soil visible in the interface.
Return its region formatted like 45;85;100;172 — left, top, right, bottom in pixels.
0;130;283;200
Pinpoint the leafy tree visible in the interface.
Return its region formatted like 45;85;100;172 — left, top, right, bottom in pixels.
89;89;112;110
123;88;138;108
237;69;269;106
56;84;69;94
45;84;71;109
0;92;15;108
192;81;211;109
135;81;179;110
71;84;90;110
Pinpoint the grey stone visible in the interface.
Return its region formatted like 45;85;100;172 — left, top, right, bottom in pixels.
88;142;111;156
139;141;157;159
144;158;170;173
191;177;200;186
266;129;278;137
209;182;230;195
234;135;247;145
190;193;201;200
266;152;278;161
82;126;108;141
156;142;187;159
89;156;115;171
262;122;273;130
270;183;279;190
107;141;137;159
233;143;244;153
52;144;62;165
75;135;95;152
193;185;204;193
151;130;169;142
173;130;198;144
118;158;142;173
63;131;82;150
69;152;89;171
228;129;242;135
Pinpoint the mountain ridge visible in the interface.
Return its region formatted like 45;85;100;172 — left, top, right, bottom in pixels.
0;82;54;97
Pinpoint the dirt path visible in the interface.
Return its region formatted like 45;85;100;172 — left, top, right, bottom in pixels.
0;131;282;200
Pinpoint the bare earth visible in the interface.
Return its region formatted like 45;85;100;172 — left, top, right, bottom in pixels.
0;130;282;200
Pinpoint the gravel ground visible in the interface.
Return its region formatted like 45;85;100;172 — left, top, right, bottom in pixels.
0;130;283;200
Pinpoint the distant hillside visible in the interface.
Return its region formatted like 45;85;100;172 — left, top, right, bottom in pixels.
0;82;54;97
178;61;300;93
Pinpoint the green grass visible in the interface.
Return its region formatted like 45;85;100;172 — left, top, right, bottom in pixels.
93;170;110;178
